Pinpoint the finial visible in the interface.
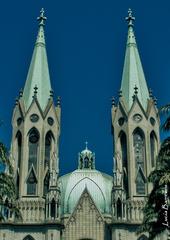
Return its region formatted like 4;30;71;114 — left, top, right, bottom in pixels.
34;85;38;94
57;96;61;105
50;89;54;97
134;85;138;95
85;141;88;150
118;90;122;98
15;97;19;105
19;88;23;98
149;88;153;98
37;8;47;26
33;85;38;99
111;97;115;106
125;8;135;27
154;97;157;105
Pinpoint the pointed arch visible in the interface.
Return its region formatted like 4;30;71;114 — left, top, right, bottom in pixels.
84;157;89;168
119;131;128;195
133;128;146;194
66;177;106;214
117;198;122;219
16;131;22;198
23;235;35;240
43;170;50;196
16;131;22;170
136;167;146;195
150;131;158;168
137;235;148;240
51;198;56;219
44;131;54;169
28;128;39;171
27;167;37;195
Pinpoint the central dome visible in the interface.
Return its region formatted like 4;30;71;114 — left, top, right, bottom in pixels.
59;169;113;215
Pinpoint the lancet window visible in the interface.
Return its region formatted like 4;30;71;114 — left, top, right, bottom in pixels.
51;198;56;218
150;131;157;168
133;129;146;194
43;171;50;196
16;131;22;170
44;132;52;168
117;198;122;218
27;169;37;195
120;132;128;195
28;128;39;170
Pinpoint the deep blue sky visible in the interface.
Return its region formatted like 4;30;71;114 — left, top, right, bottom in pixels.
0;1;170;176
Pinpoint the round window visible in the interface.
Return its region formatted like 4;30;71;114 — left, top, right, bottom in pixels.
133;114;142;123
17;117;22;126
118;117;125;126
47;117;54;126
30;114;39;123
150;117;155;126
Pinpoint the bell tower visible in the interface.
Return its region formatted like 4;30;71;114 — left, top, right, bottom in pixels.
11;9;61;226
111;9;160;225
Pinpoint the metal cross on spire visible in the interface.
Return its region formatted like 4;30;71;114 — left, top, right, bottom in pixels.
37;8;47;26
125;8;135;27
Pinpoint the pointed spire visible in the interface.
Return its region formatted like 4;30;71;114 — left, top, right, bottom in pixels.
23;8;52;111
120;9;149;111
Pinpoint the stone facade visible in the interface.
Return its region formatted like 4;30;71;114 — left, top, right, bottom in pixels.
0;9;168;240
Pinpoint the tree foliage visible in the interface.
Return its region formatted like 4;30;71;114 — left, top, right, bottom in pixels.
138;105;170;239
0;142;21;221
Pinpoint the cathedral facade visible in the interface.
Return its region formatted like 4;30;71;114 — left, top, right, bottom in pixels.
0;8;166;240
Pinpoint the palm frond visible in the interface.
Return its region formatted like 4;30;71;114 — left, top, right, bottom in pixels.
159;103;170;115
161;116;170;131
0;142;21;221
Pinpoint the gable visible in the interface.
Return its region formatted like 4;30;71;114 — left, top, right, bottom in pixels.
63;189;105;240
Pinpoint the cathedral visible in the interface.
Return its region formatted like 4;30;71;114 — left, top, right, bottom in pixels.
0;8;167;240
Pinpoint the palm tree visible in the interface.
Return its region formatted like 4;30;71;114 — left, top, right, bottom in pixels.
138;104;170;239
0;142;21;221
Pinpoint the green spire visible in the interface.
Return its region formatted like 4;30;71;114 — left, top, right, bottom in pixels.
23;8;52;111
120;9;149;111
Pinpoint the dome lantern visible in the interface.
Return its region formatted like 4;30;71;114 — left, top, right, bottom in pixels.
78;142;95;170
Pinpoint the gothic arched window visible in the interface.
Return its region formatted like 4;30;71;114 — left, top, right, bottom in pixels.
27;168;37;195
120;132;128;195
43;171;50;196
44;132;52;168
133;129;146;194
133;129;145;168
16;131;22;198
117;198;122;219
84;157;89;168
16;131;22;170
23;235;35;240
51;198;56;219
120;132;127;169
137;235;148;240
136;168;146;194
28;128;39;170
150;131;157;168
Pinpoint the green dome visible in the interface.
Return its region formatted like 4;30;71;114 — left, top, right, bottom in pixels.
59;169;113;215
